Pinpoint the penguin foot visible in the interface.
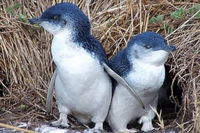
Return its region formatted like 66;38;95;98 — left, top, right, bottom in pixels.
138;111;155;132
94;122;103;130
50;113;70;128
140;121;154;132
83;122;103;133
83;128;101;133
118;128;138;133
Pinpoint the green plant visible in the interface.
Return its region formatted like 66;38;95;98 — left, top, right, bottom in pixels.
18;14;28;23
6;3;22;15
6;3;29;23
0;107;6;112
171;8;185;19
149;15;164;24
167;25;174;34
18;104;27;110
189;4;200;18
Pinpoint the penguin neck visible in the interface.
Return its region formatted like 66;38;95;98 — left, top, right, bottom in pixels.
134;58;164;68
51;29;85;64
53;29;75;43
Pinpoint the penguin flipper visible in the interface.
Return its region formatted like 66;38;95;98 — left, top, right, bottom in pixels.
103;63;146;110
46;70;57;113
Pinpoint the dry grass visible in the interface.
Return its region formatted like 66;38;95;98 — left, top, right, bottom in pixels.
1;0;200;132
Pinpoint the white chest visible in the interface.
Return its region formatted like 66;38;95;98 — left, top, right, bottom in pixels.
51;33;104;91
51;31;96;69
126;61;165;95
52;40;95;70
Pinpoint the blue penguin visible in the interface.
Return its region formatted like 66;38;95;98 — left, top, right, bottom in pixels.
107;32;176;132
29;2;113;130
29;2;146;131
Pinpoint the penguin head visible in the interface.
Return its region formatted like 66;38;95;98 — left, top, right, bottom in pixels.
127;32;176;66
29;2;90;37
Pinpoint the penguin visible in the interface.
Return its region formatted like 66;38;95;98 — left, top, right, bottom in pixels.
29;2;112;130
107;32;176;132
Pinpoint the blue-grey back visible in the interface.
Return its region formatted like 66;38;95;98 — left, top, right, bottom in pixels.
76;35;108;65
109;49;132;77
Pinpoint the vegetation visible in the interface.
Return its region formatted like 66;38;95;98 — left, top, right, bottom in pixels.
1;0;200;132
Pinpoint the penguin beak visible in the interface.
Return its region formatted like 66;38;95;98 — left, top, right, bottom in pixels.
29;17;43;24
163;45;176;52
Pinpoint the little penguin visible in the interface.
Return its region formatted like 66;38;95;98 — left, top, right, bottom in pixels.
107;32;176;132
29;2;113;130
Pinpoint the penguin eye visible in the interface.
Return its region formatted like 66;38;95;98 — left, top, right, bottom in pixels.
144;45;151;49
52;15;59;20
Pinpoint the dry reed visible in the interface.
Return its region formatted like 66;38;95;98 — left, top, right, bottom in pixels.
0;0;200;132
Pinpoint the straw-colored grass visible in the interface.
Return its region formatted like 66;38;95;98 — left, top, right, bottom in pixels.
1;0;200;132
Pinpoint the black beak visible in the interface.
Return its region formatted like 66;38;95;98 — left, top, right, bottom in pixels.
29;17;43;24
163;45;176;52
